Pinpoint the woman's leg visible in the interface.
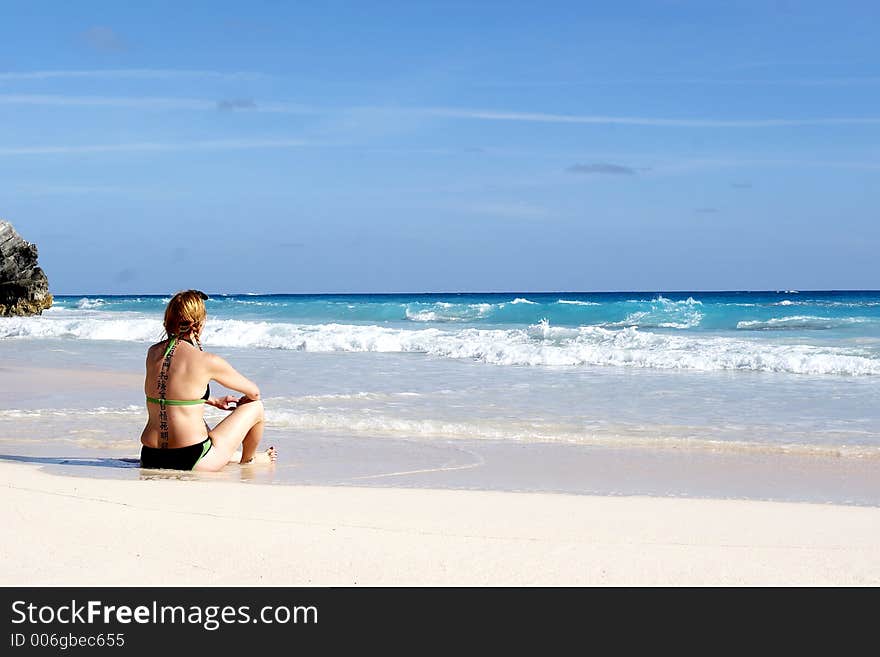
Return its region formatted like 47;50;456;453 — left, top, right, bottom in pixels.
193;400;274;472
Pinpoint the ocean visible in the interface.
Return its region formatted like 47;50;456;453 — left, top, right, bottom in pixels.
1;290;879;468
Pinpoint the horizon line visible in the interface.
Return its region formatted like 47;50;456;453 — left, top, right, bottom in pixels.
50;289;880;297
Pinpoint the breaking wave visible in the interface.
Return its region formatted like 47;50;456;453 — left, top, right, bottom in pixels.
608;296;704;329
2;314;878;376
736;316;873;331
557;299;600;306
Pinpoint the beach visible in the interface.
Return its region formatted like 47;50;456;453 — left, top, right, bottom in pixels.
2;292;880;585
2;363;879;587
3;458;879;586
3;0;880;595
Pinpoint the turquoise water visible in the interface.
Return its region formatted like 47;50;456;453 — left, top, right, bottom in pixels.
1;290;879;459
47;290;880;335
12;290;880;375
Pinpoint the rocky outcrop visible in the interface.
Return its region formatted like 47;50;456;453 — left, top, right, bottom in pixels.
0;220;53;316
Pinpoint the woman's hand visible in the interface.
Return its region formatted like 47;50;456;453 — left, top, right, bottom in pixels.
210;395;240;411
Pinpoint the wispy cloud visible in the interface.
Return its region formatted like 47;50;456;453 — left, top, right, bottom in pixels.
0;69;267;81
0;139;307;156
8;68;878;88
0;94;313;114
81;27;128;52
5;183;132;195
417;107;880;127
217;98;257;111
658;157;880;172
476;76;880;88
566;163;639;175
0;94;214;110
695;208;719;214
2;93;879;128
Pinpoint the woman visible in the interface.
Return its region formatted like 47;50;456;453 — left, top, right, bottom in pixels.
140;289;277;471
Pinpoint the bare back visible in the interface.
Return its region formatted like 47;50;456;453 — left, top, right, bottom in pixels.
140;340;212;449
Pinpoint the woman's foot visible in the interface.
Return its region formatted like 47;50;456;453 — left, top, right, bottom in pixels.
243;446;277;465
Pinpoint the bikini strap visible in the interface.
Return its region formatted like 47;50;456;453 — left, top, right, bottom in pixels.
157;336;179;449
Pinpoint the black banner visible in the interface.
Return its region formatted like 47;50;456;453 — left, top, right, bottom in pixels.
0;586;861;652
1;586;600;652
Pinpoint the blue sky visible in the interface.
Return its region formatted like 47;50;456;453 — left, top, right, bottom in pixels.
1;0;878;293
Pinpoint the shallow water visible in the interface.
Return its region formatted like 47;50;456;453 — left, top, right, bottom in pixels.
1;292;879;504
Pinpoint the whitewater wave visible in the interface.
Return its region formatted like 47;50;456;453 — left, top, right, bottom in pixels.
609;312;703;330
228;299;285;307
736;316;873;331
2;314;879;375
6;401;873;458
405;302;493;322
510;297;537;305
557;299;600;306
609;296;704;329
626;296;703;306
770;299;880;308
0;405;142;419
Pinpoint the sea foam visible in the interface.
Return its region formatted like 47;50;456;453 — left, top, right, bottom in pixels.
2;314;878;376
736;315;873;330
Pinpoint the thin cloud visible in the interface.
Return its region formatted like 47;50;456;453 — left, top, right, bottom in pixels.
2;94;878;128
0;94;214;110
731;182;753;188
567;163;638;175
81;27;127;52
652;157;880;173
217;98;257;111
672;76;880;87
417;107;880;127
0;94;313;114
0;69;266;81
7;68;878;87
695;208;719;214
0;139;307;155
477;76;880;88
10;183;130;195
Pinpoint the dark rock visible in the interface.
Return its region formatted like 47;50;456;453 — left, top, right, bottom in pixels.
0;220;53;316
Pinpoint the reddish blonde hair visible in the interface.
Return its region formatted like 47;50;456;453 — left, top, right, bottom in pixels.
163;290;207;338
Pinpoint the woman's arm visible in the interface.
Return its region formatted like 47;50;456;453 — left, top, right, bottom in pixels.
206;353;261;400
206;394;239;410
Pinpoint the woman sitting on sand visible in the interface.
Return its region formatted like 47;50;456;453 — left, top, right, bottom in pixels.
140;289;276;471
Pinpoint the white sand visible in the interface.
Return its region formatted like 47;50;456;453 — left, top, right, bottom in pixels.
2;461;878;586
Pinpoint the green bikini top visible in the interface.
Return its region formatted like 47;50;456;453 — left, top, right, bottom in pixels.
146;336;210;406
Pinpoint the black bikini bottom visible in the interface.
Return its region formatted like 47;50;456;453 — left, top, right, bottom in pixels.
140;437;212;471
